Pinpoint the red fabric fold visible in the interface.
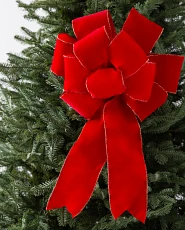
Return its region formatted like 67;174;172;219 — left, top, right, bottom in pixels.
103;96;147;223
124;62;156;101
109;30;148;78
122;8;163;54
73;26;110;70
51;34;76;77
63;54;90;93
86;68;125;99
72;10;116;40
46;112;107;216
123;83;168;121
61;92;103;120
149;54;184;93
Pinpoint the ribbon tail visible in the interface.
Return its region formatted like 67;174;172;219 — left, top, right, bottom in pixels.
46;112;107;217
103;96;147;223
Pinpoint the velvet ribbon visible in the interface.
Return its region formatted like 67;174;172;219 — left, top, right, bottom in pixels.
46;8;184;223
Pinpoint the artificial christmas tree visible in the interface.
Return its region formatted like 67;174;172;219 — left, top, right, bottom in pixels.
0;0;184;229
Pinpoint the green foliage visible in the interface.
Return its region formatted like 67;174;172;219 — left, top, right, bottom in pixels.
0;0;185;229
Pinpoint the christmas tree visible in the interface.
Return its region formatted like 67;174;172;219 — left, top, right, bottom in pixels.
0;0;184;229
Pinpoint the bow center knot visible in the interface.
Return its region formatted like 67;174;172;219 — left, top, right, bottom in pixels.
86;68;126;99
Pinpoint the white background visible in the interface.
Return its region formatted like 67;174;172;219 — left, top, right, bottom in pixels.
0;0;40;62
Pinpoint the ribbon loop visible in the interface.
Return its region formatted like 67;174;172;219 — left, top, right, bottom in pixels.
109;30;148;77
61;91;103;120
149;54;184;93
124;62;156;101
122;8;163;54
72;10;116;40
63;54;90;93
51;34;76;76
123;83;168;121
73;26;110;70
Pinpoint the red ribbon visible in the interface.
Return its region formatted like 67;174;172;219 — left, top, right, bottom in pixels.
46;8;184;223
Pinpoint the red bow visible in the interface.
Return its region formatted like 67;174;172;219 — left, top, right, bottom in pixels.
46;8;184;223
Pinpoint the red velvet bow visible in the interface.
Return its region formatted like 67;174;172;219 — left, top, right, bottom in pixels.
46;8;184;223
